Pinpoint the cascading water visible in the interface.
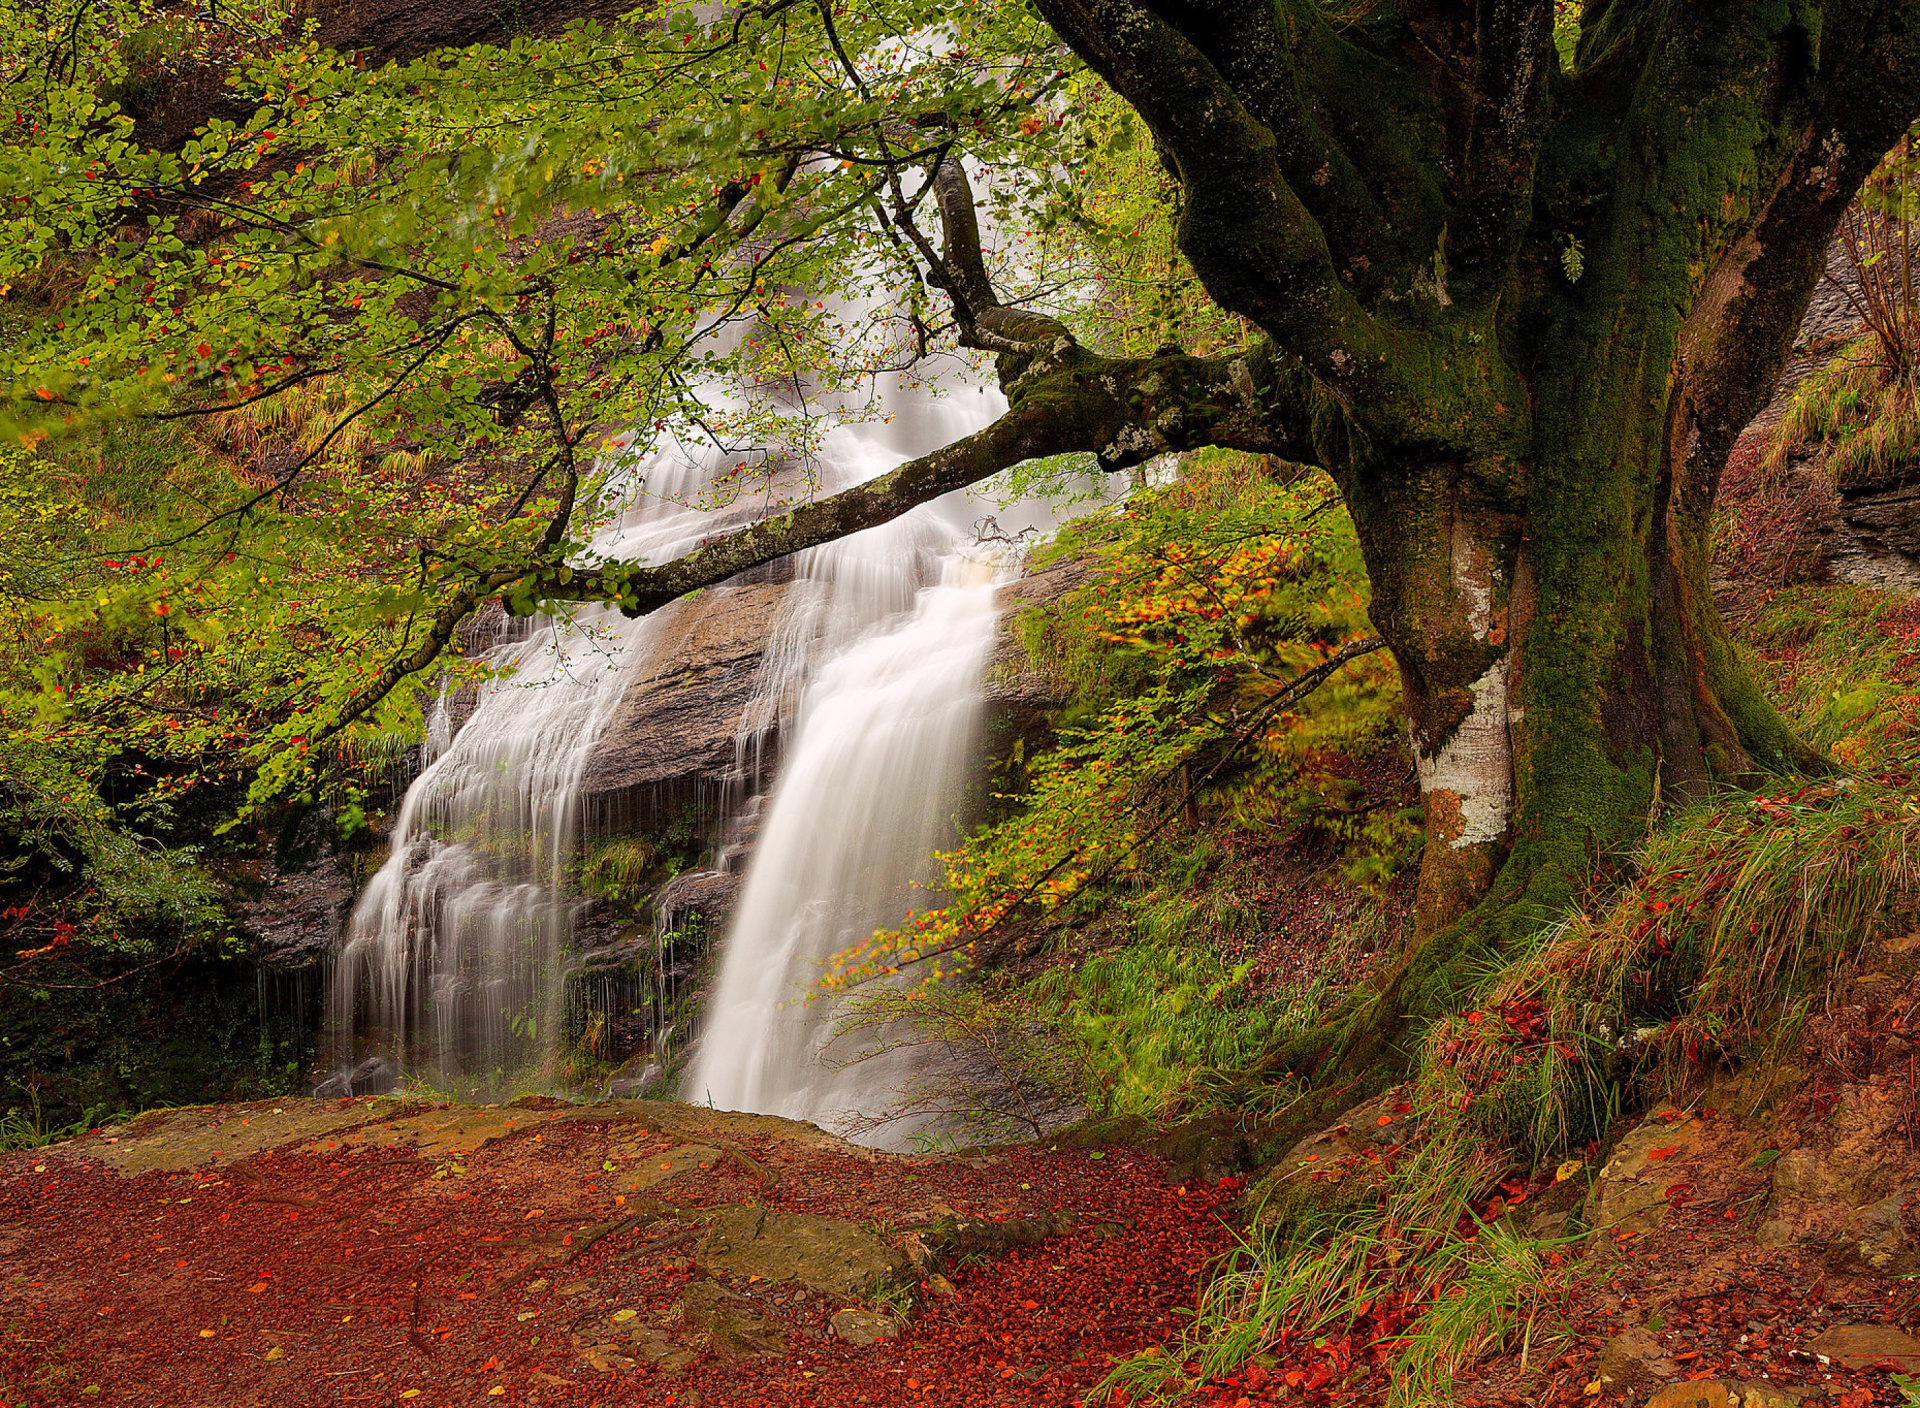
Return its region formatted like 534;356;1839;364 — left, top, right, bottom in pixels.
684;397;1015;1134
320;353;1044;1107
322;445;770;1098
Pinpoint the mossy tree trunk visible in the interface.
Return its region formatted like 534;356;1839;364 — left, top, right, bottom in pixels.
1026;0;1920;1013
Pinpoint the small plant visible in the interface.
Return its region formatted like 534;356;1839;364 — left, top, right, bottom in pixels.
0;1087;111;1154
869;1278;916;1323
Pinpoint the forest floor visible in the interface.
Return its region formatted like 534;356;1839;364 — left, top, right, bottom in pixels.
0;1095;1238;1407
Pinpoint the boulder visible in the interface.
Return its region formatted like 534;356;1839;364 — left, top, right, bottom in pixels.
828;1308;901;1346
1250;1091;1410;1231
1586;1112;1709;1239
1805;1323;1920;1373
1829;1182;1920;1275
1596;1326;1681;1396
1644;1381;1803;1408
695;1208;908;1299
578;581;792;830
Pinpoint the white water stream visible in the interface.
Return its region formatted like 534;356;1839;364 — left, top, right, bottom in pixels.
322;362;1061;1128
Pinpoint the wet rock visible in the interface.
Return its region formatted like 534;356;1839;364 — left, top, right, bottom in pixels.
1596;1326;1681;1395
1805;1323;1920;1373
654;868;743;931
829;1308;901;1346
980;555;1099;752
309;1055;402;1098
1586;1112;1708;1238
695;1209;908;1299
223;852;358;969
577;581;792;827
605;1062;666;1100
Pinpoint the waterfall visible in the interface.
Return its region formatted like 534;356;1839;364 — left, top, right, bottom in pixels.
322;443;768;1098
685;408;1011;1133
320;355;1046;1110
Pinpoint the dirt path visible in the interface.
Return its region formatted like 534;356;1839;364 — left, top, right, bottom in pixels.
0;1097;1235;1407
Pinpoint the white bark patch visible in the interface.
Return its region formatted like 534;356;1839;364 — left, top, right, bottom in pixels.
1450;529;1495;638
1416;657;1514;850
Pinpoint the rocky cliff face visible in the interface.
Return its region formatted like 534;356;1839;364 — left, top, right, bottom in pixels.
577;577;794;837
1737;239;1920;591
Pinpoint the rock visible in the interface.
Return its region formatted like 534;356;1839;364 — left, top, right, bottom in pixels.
577;581;793;828
605;1062;666;1101
912;1209;1076;1263
1586;1112;1709;1238
1644;1381;1802;1408
696;1209;908;1299
223;851;358;969
1829;1183;1920;1274
1768;1147;1827;1200
1250;1091;1408;1231
980;555;1099;751
678;1281;784;1357
828;1308;900;1346
1596;1326;1681;1395
628;1324;699;1375
925;1275;956;1297
653;868;743;931
1805;1323;1920;1372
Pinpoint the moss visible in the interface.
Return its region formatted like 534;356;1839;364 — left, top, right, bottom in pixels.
0;945;314;1128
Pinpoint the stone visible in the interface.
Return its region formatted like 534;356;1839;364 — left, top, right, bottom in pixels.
1596;1326;1681;1395
979;554;1099;754
828;1308;901;1346
605;1063;666;1101
1250;1092;1407;1231
1805;1323;1920;1373
68;1099;383;1176
678;1281;785;1357
695;1209;908;1299
628;1323;702;1373
1644;1381;1802;1408
1829;1183;1920;1274
1585;1112;1708;1238
925;1275;956;1297
576;580;793;825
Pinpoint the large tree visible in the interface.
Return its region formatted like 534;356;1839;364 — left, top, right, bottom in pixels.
5;0;1917;1030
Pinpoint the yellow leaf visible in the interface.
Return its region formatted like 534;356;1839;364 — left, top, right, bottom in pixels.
1555;1159;1585;1184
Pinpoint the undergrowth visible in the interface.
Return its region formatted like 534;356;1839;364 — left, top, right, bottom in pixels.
834;452;1410;1136
1737;584;1920;772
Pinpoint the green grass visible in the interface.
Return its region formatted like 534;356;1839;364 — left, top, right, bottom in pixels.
1093;1126;1584;1406
1738;584;1920;773
1766;338;1920;494
1027;942;1330;1122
